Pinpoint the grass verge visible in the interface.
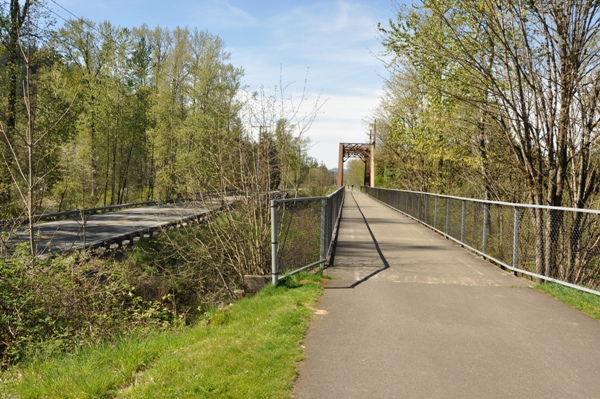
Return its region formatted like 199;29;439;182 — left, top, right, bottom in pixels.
0;272;322;399
536;282;600;321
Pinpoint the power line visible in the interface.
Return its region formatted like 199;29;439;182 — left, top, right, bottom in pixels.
43;0;113;42
26;0;244;118
47;0;82;22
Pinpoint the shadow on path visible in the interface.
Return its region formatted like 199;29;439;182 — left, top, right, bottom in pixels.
325;192;390;289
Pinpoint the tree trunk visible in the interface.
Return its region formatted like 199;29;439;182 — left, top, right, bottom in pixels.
0;1;32;205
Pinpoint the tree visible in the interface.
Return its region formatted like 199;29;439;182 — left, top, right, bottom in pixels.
379;0;600;280
345;159;364;187
0;0;53;209
304;161;334;194
0;10;74;254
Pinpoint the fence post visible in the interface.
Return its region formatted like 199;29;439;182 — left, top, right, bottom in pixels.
320;198;328;268
434;196;439;229
423;194;431;224
446;198;451;235
483;203;489;254
461;200;466;242
513;207;520;276
270;200;279;286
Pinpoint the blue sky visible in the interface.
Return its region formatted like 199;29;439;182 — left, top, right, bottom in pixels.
54;0;401;168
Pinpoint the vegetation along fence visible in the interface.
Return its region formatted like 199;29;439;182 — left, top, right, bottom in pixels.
270;187;345;285
363;187;600;296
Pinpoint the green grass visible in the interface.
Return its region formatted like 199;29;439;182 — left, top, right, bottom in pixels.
537;282;600;321
0;272;323;399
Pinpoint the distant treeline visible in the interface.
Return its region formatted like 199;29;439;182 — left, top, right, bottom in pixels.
0;1;333;220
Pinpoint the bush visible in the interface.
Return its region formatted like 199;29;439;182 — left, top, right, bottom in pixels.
0;246;175;369
0;199;315;369
125;229;244;321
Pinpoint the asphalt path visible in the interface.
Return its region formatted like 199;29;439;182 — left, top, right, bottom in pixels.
1;199;224;256
294;191;600;398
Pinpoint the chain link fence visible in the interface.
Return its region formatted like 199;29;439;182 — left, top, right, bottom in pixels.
363;186;600;296
270;187;345;285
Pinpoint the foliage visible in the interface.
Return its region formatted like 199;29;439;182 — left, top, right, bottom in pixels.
0;4;326;261
377;0;600;279
0;2;331;374
0;247;175;369
127;224;246;317
0;272;322;398
303;160;335;195
0;190;329;370
346;159;365;187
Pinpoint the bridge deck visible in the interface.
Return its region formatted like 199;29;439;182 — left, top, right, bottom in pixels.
2;198;227;256
294;191;600;398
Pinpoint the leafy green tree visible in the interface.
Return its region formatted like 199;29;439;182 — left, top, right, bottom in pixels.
345;159;365;187
0;0;55;210
305;162;335;194
0;0;33;206
379;0;600;280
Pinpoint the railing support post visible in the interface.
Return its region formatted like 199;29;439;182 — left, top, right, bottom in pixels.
513;207;520;276
461;200;466;242
446;198;451;235
320;198;328;268
483;203;489;253
270;200;279;286
434;196;439;229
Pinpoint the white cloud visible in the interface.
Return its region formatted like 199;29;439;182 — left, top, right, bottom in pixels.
183;0;258;30
224;1;389;168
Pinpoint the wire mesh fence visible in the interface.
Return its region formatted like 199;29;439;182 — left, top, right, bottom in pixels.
270;187;345;285
362;187;600;295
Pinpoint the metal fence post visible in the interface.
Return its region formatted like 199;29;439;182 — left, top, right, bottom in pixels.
270;199;279;286
320;198;328;268
446;198;451;235
461;200;466;243
483;203;489;253
434;196;439;229
513;207;520;276
424;195;428;224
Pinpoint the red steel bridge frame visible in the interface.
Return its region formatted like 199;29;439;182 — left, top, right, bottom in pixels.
337;143;375;188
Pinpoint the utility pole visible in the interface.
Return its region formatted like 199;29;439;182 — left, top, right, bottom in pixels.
252;125;267;191
370;119;377;144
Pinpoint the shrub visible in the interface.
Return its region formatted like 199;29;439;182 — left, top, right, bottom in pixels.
0;247;175;369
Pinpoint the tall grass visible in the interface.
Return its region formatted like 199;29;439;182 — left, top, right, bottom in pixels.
0;272;322;398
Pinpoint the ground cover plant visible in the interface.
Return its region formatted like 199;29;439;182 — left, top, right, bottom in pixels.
0;272;322;398
0;244;177;370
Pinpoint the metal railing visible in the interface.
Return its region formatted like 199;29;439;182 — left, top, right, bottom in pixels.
0;198;191;228
1;192;240;258
363;186;600;296
0;191;241;228
270;187;345;285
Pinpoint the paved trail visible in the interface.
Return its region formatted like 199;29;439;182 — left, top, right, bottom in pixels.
294;191;600;398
